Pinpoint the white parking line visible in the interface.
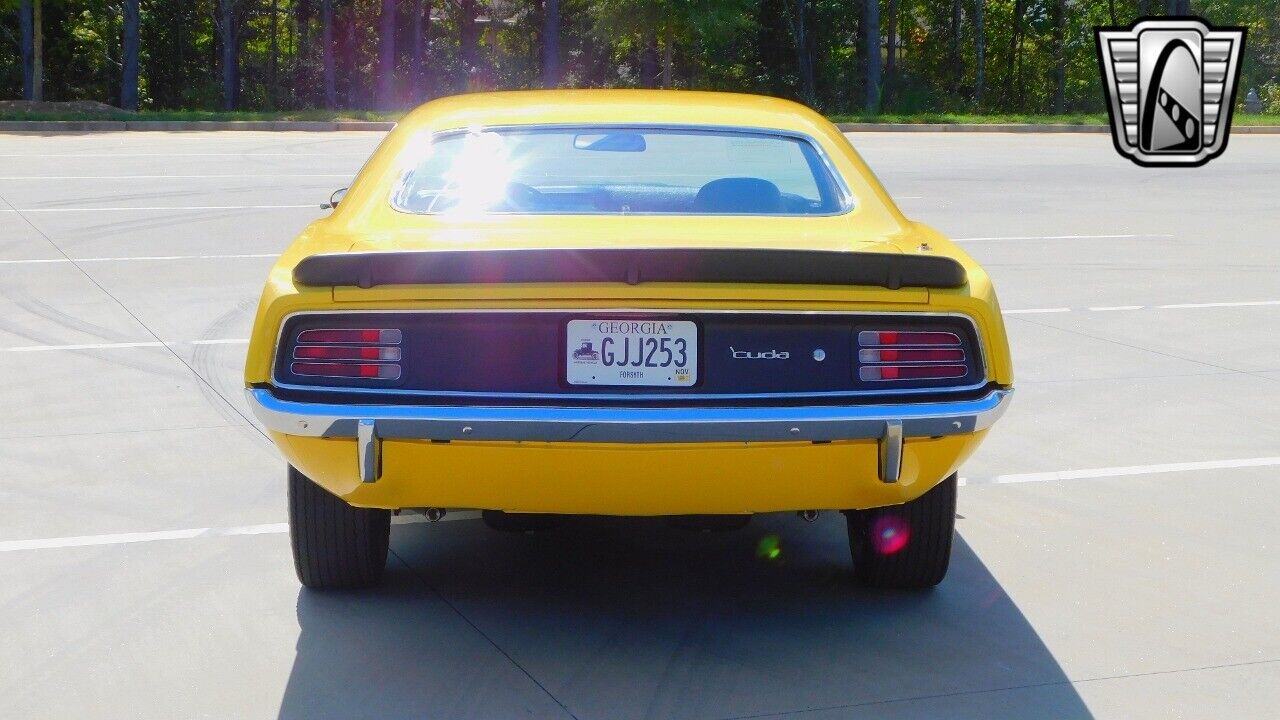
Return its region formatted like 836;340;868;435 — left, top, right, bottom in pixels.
0;254;277;265
0;205;318;212
0;153;371;158
953;233;1174;242
1003;301;1280;315
0;174;351;180
1157;300;1280;309
961;456;1280;486
3;340;247;352
0;513;478;553
4;455;1277;552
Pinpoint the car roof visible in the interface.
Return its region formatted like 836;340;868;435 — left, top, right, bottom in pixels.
397;90;834;137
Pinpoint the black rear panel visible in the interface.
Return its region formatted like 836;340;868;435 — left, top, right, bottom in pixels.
272;311;987;406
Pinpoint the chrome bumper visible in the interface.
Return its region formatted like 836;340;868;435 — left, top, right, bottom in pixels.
247;387;1012;484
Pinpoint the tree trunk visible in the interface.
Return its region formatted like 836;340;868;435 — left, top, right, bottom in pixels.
885;0;897;108
121;0;140;110
220;0;237;110
1053;0;1065;113
974;0;984;107
543;0;560;87
949;0;961;95
345;7;358;105
639;31;658;89
269;0;280;108
322;0;336;109
788;0;815;105
661;30;673;89
411;0;430;101
296;0;312;104
32;0;43;101
377;0;397;109
460;0;477;77
1009;0;1023;107
864;0;880;111
19;0;34;101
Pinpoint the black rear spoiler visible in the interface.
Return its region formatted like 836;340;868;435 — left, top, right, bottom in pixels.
292;248;967;291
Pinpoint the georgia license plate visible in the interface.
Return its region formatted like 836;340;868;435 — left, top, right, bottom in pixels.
565;319;697;386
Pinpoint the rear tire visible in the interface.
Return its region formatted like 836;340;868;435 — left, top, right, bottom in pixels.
288;466;391;589
845;473;957;590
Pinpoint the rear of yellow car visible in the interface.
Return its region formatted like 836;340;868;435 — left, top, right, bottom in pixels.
244;91;1014;591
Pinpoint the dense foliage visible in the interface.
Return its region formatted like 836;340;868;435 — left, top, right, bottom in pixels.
2;0;1277;114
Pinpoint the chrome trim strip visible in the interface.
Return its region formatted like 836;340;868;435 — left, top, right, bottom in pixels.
389;123;856;217
270;309;991;400
246;387;1012;445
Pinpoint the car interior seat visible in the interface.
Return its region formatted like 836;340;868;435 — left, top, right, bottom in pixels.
693;177;783;214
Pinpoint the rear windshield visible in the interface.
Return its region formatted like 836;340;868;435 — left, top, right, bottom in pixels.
391;127;850;216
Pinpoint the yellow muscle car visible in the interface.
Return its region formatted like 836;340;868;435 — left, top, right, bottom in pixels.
244;90;1013;591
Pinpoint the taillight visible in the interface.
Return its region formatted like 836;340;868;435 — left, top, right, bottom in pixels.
291;327;401;381
293;346;402;361
857;328;968;383
857;330;960;346
296;328;402;345
857;348;964;363
291;362;401;379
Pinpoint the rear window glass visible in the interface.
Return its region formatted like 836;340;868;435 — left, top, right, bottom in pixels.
391;127;850;216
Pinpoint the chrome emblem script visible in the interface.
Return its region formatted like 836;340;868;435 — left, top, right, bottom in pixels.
1095;18;1246;167
730;347;790;360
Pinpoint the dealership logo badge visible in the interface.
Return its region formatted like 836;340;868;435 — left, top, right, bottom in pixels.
1095;18;1246;167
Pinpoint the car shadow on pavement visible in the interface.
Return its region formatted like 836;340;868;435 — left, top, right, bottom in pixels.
278;513;1093;720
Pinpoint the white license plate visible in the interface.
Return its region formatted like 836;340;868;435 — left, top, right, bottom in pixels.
565;319;697;386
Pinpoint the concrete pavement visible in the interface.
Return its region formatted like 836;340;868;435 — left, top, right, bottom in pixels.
0;130;1277;719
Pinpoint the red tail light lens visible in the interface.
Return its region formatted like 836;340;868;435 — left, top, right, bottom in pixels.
857;330;960;346
857;348;964;363
290;327;402;382
859;365;968;381
293;345;402;361
857;327;971;384
296;328;402;345
292;362;402;380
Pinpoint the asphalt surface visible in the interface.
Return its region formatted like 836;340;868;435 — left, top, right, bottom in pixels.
1;130;1278;719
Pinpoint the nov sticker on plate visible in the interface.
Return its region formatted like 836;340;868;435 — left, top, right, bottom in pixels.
566;319;697;386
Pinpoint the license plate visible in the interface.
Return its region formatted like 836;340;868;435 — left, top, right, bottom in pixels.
565;319;697;386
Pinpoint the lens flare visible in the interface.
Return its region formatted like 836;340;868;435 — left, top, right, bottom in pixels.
438;131;514;214
756;534;782;561
871;515;911;555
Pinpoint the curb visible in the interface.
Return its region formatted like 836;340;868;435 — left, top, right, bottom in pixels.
836;122;1280;134
0;120;397;132
836;122;1107;133
1;119;1277;134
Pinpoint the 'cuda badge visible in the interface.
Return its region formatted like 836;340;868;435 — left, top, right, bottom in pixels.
730;347;790;360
